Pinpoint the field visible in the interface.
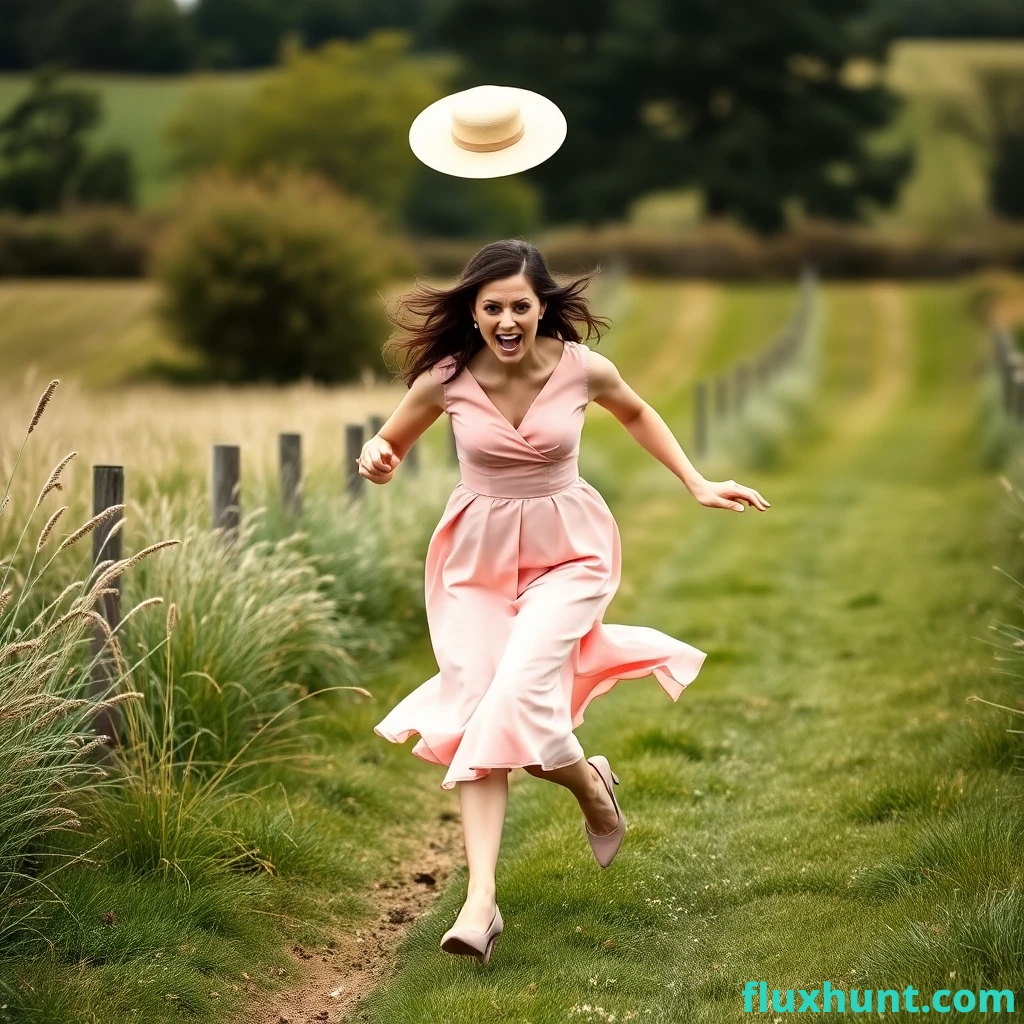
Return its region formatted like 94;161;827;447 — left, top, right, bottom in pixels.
1;272;1023;1021
1;41;1022;228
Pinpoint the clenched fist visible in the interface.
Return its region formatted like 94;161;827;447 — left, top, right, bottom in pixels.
357;435;400;484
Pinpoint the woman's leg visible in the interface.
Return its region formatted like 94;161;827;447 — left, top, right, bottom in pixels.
450;766;509;932
523;756;619;836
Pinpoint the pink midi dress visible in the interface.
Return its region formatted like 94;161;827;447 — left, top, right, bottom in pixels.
372;340;708;790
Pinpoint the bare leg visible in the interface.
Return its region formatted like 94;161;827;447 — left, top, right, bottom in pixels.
523;755;619;836
450;767;509;932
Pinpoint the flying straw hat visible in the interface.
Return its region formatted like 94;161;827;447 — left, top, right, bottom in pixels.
408;84;567;179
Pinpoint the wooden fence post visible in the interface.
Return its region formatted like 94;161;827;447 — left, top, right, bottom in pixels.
734;361;748;414
1014;367;1024;423
212;444;240;538
279;433;302;519
998;328;1019;414
404;439;420;475
91;465;124;746
714;374;728;419
346;423;365;500
693;380;708;457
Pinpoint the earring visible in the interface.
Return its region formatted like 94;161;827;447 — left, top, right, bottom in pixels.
473;321;478;329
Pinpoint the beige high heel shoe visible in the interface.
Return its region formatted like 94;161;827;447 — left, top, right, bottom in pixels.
584;755;626;869
440;904;504;964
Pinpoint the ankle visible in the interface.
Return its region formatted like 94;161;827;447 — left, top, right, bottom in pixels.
466;880;495;902
583;764;604;805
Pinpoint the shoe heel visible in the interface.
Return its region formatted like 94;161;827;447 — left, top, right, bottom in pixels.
611;771;620;785
482;933;500;965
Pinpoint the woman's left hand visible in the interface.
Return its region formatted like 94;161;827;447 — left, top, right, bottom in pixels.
691;478;770;513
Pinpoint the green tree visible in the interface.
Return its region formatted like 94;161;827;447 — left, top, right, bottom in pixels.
401;165;542;238
7;0;193;72
875;0;1024;39
0;67;136;213
206;32;443;224
434;0;913;234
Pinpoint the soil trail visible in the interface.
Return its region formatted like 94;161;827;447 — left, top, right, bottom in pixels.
247;812;463;1024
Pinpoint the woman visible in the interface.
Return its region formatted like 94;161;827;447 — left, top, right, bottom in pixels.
361;237;770;965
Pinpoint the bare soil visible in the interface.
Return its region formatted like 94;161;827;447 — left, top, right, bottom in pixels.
245;810;464;1024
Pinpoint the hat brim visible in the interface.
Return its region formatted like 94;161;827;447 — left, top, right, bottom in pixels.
409;86;567;179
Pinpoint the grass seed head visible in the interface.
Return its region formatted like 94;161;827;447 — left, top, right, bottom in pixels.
27;380;59;435
35;452;77;509
36;506;68;552
58;505;125;554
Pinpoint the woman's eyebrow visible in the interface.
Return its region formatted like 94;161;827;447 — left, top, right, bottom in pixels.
483;297;531;303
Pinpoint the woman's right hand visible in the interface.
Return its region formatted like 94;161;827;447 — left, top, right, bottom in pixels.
357;435;400;484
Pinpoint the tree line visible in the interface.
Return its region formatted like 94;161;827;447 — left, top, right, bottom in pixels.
0;0;1021;74
4;0;1024;232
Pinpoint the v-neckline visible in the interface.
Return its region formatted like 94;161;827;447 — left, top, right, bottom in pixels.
463;342;568;435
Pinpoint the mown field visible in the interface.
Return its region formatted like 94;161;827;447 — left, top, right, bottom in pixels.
1;41;1022;228
1;271;1022;1022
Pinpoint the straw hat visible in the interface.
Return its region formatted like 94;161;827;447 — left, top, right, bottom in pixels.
408;84;567;178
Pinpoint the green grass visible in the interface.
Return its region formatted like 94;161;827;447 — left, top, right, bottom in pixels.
2;276;1023;1022
351;278;1024;1021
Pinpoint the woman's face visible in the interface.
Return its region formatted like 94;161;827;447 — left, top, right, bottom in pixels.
470;273;547;363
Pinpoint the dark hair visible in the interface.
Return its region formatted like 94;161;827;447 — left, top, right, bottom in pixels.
382;238;611;388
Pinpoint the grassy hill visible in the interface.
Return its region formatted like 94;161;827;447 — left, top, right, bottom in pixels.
0;40;1021;226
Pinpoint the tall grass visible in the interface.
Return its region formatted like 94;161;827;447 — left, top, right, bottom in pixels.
0;381;175;947
0;369;454;962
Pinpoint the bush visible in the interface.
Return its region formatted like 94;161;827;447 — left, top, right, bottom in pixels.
400;165;542;239
410;220;1024;281
153;170;416;383
0;206;156;277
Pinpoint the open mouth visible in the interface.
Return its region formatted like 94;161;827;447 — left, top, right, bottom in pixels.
496;334;522;352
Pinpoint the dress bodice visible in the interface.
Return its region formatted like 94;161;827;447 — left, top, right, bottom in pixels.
437;341;590;499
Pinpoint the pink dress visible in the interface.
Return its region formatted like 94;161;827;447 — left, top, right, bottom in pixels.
373;340;708;790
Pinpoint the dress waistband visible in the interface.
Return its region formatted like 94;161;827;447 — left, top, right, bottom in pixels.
458;457;580;498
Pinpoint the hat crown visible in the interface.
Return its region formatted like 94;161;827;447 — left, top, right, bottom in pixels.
450;86;525;153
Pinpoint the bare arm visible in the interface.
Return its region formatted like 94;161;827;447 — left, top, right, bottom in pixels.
588;350;705;492
372;364;447;461
588;350;770;511
356;364;447;484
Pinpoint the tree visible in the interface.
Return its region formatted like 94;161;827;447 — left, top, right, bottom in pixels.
9;0;193;73
875;0;1024;39
220;32;443;224
0;68;136;213
433;0;913;233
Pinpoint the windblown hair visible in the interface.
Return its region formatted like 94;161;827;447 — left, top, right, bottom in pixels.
382;238;611;389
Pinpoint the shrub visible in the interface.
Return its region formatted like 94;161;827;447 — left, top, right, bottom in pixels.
153;170;416;383
0;206;156;277
400;165;542;239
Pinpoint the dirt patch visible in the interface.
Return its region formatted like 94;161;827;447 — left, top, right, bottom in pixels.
243;810;464;1024
635;283;720;398
837;284;913;441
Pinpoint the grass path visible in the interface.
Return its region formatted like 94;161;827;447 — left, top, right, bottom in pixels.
334;280;1021;1023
